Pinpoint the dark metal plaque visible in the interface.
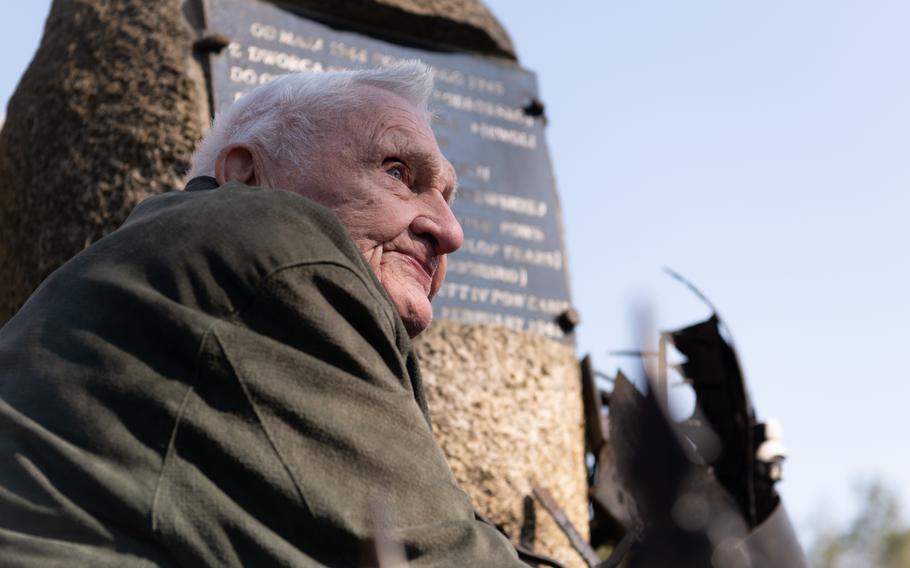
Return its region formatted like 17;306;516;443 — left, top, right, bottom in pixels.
202;0;573;341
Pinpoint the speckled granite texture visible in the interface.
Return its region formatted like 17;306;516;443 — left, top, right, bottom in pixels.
415;320;588;568
0;0;208;323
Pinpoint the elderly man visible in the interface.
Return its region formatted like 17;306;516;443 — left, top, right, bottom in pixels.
0;62;533;566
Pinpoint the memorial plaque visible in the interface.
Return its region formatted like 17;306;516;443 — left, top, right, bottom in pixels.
202;0;573;341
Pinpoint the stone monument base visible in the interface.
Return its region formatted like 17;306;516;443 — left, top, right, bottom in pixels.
415;320;588;568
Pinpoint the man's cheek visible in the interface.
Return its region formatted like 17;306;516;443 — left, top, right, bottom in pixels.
428;255;446;300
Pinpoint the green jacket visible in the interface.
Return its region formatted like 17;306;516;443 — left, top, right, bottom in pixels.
0;179;524;567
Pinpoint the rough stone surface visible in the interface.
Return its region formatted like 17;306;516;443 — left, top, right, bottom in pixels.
276;0;515;60
415;320;589;568
0;0;208;324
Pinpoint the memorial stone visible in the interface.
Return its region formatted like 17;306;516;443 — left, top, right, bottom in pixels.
0;1;587;565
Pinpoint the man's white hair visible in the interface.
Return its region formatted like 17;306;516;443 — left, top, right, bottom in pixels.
187;60;434;179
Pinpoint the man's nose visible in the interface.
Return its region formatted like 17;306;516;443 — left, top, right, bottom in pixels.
412;194;464;255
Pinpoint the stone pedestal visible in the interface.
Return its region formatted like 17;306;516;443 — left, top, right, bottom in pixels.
416;321;588;567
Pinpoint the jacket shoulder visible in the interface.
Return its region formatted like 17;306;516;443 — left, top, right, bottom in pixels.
128;183;362;268
104;182;383;319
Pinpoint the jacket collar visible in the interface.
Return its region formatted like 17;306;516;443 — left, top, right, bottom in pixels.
184;176;220;192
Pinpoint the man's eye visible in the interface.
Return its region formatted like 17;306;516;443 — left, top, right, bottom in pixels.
385;164;407;182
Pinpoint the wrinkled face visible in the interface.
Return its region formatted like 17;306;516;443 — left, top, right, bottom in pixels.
279;86;462;337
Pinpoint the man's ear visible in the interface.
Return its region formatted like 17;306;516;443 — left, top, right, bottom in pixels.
214;144;263;186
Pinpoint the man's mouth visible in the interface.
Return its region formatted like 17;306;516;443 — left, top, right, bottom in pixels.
404;253;436;288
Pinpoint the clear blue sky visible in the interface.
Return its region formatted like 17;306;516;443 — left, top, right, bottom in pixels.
3;0;908;546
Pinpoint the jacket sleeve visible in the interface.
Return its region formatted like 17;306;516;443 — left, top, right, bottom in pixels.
150;260;525;567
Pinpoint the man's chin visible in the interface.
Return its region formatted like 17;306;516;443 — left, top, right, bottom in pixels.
393;295;433;338
402;317;430;338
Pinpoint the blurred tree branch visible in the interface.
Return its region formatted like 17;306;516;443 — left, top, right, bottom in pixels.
809;480;910;568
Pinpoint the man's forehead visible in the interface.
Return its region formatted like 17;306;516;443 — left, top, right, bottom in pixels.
350;87;457;195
